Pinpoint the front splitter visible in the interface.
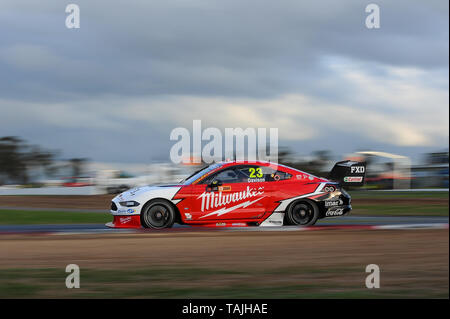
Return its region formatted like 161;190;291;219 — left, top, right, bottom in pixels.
107;215;142;228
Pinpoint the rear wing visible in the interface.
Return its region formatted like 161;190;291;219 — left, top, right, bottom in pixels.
328;160;366;187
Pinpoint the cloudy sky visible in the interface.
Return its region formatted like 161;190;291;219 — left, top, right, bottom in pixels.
0;0;448;164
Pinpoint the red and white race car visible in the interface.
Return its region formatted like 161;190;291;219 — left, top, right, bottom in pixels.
107;160;365;229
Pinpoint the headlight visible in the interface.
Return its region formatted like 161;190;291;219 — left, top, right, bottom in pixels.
119;201;140;207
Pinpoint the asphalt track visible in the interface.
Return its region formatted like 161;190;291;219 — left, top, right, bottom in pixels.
0;215;448;235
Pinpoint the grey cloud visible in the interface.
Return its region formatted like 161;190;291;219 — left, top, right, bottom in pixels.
0;0;448;162
0;0;447;102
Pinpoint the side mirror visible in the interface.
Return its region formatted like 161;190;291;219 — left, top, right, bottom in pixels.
206;180;223;192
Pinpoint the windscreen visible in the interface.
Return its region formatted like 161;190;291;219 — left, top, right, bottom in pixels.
181;163;223;185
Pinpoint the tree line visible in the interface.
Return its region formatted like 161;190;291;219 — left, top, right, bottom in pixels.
0;136;86;185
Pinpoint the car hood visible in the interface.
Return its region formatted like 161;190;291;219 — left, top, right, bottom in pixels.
113;184;183;202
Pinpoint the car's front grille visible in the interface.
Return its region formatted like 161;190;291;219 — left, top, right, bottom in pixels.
111;202;118;211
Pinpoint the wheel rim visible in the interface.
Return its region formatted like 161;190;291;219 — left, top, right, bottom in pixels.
144;204;171;228
291;203;314;225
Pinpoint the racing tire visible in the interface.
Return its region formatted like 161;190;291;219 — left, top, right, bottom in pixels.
141;200;176;229
286;200;319;226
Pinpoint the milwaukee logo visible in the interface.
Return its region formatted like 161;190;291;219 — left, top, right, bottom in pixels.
198;186;264;212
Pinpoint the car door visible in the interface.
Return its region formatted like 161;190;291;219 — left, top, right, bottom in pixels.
188;166;269;221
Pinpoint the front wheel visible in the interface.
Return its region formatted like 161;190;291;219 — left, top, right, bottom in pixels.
141;200;176;229
286;201;319;226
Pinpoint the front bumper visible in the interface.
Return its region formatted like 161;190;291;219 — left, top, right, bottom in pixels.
108;198;143;228
324;204;352;217
106;215;142;228
110;200;142;215
319;188;352;218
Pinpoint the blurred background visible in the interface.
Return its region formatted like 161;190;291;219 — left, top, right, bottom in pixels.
0;0;448;299
0;1;448;196
0;136;448;195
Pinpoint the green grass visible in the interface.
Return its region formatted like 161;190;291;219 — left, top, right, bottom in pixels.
0;191;447;225
348;190;448;216
0;267;446;299
351;204;449;216
0;210;110;225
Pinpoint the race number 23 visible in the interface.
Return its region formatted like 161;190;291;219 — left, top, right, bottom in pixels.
249;168;263;178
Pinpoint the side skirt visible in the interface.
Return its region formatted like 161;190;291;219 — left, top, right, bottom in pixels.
259;212;285;227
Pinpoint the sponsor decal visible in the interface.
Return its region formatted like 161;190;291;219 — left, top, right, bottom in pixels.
248;178;265;183
296;174;315;181
218;185;232;192
351;166;365;174
344;176;363;183
326;208;345;217
119;217;132;224
231;223;247;226
325;199;343;207
198;186;264;213
184;213;192;220
118;208;136;214
324;185;336;192
216;223;226;226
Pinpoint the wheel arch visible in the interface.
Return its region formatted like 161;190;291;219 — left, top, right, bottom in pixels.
140;197;182;225
283;198;320;225
284;197;319;212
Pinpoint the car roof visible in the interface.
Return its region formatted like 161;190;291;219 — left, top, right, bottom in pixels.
206;160;307;175
191;160;327;184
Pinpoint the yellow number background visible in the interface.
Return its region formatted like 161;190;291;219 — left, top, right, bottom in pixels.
249;168;263;178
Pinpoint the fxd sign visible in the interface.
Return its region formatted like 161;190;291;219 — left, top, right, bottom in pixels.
351;166;365;174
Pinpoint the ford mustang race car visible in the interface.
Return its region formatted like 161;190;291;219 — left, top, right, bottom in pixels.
107;160;365;229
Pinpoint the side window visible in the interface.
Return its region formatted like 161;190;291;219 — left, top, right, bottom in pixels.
238;166;265;182
238;166;292;182
269;170;292;181
202;168;241;184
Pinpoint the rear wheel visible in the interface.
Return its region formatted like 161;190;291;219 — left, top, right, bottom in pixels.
141;200;176;229
286;200;319;226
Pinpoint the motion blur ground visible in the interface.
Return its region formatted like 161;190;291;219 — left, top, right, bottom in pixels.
0;229;447;298
0;0;448;305
0;191;448;298
0;141;448;298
